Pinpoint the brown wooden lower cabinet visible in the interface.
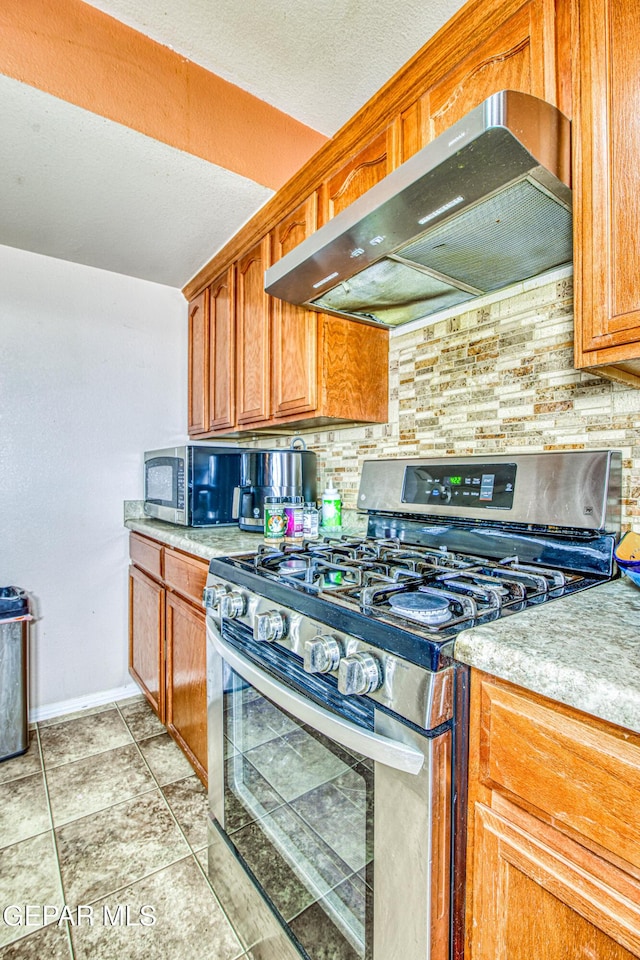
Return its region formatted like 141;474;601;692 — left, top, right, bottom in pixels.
165;590;207;784
465;671;640;959
128;564;165;721
470;800;640;959
128;532;209;786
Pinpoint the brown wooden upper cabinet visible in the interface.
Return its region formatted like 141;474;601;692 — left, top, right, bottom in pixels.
427;0;558;138
189;238;273;438
269;193;389;430
572;0;640;386
236;237;271;428
187;288;209;436
318;125;400;223
188;197;389;438
271;196;319;419
208;267;236;433
188;0;605;440
399;0;565;160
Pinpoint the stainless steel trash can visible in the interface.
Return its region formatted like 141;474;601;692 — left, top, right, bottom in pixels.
0;587;30;761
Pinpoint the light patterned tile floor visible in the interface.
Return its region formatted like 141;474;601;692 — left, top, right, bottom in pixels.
0;698;253;959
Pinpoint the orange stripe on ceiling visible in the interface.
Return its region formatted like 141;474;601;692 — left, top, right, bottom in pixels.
0;0;328;190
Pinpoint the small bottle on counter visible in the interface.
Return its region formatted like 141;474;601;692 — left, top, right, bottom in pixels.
303;501;319;540
321;479;342;529
264;497;285;547
282;495;294;541
285;496;304;545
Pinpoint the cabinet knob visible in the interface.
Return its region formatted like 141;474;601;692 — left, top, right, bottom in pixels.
338;653;382;696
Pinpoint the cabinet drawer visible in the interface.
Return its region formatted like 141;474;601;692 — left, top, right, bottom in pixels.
477;678;640;870
129;532;163;579
164;549;209;606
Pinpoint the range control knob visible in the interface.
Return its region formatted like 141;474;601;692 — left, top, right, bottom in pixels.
254;610;287;643
338;653;382;696
304;635;342;674
202;584;227;611
219;591;245;619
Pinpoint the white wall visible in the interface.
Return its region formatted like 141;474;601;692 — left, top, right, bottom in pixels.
0;244;187;715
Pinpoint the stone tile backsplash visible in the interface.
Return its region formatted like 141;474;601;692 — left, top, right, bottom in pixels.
252;274;640;531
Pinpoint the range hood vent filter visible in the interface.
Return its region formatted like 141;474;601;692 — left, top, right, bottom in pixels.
265;91;572;328
400;179;572;291
315;259;475;327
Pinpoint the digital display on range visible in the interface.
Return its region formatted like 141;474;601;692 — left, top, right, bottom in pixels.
402;462;517;509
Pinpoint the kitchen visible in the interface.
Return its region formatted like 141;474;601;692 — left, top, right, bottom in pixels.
1;0;640;958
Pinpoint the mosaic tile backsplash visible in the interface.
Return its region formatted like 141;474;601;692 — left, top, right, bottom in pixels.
252;273;640;532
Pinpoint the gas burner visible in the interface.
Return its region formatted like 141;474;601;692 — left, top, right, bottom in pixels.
278;558;308;574
388;592;453;625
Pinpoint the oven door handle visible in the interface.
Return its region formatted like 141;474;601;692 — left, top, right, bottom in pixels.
206;621;425;775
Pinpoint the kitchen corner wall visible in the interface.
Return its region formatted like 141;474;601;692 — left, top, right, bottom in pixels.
0;244;187;715
261;270;640;531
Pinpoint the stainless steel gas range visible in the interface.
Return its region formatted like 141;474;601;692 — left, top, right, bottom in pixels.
204;450;621;960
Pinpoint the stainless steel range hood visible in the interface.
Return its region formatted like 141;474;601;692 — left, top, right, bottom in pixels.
264;91;572;327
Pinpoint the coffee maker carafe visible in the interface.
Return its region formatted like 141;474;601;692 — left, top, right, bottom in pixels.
233;443;317;531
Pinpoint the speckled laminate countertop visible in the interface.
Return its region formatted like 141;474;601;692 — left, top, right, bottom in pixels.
454;576;640;734
124;510;369;562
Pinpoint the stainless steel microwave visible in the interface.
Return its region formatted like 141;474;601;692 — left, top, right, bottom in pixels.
143;445;242;526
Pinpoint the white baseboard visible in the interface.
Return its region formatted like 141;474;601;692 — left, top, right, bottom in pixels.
29;682;142;723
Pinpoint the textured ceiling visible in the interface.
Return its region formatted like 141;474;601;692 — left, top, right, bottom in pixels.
0;0;468;288
0;75;273;287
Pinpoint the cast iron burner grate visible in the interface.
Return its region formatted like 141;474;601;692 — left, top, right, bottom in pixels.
248;535;582;633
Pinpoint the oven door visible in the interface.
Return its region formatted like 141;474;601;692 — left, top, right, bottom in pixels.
206;619;452;960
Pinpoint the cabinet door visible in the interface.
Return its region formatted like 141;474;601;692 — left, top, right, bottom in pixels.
236;237;271;425
468;801;640;960
319;125;399;222
271;197;318;419
426;0;557;141
165;591;207;785
208;268;236;432
187;288;209;436
573;0;640;384
129;565;165;721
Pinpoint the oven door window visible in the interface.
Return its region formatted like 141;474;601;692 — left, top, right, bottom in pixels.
223;670;373;960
